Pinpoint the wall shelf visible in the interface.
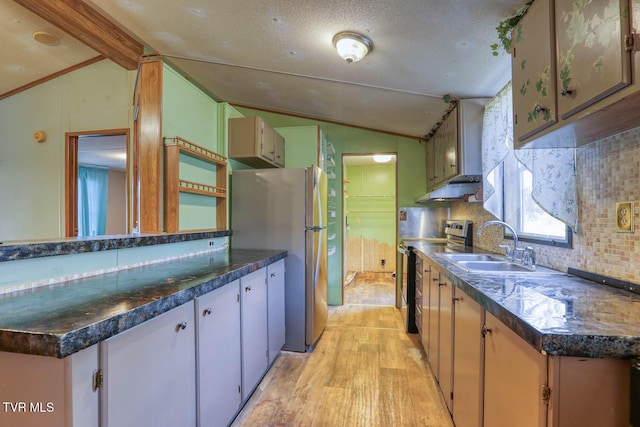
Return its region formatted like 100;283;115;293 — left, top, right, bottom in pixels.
164;136;227;233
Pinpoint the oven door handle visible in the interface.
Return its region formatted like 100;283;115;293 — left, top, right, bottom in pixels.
397;244;410;255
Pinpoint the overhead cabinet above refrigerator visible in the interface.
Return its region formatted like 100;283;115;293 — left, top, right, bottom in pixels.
228;116;285;168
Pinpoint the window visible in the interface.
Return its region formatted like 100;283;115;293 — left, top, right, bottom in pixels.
503;155;572;247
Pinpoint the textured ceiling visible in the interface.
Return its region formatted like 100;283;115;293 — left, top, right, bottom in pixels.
3;0;523;138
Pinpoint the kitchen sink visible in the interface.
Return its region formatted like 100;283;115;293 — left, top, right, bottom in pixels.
436;252;562;275
455;260;534;273
438;253;505;262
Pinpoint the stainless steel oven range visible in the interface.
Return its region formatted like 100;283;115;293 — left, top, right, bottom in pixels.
397;219;472;334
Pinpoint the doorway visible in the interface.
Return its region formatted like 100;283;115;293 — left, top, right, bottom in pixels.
342;153;397;305
65;129;129;237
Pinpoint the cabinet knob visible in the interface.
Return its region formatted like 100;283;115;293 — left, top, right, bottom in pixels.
176;321;188;332
482;326;493;337
245;286;252;292
561;87;574;96
534;104;550;115
202;308;212;317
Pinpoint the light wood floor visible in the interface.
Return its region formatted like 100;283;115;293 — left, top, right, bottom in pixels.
231;275;453;427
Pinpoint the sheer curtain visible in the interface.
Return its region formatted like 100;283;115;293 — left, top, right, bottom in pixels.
481;82;578;230
78;166;109;236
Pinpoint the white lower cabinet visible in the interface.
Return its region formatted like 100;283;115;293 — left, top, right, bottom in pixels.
101;302;196;427
267;259;286;365
240;268;269;401
0;344;99;427
196;280;242;427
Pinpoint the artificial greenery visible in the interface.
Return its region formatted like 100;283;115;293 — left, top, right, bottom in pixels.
491;0;535;56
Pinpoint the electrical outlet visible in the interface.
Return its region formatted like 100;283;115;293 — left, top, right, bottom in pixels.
381;259;386;266
616;202;634;233
208;240;216;247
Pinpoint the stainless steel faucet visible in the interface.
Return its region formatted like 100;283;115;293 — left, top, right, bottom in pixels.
476;220;519;260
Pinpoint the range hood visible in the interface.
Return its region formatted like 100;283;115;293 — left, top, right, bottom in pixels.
415;181;482;202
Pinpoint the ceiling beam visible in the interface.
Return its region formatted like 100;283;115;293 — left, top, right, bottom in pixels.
14;0;143;70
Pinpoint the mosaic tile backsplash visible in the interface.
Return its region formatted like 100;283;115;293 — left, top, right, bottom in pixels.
452;126;640;284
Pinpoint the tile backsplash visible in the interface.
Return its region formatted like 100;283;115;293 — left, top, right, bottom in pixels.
452;126;640;284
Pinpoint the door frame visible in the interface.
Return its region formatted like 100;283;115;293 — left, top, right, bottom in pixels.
64;128;131;237
340;153;398;305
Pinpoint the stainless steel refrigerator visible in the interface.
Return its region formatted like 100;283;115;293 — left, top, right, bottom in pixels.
231;166;328;352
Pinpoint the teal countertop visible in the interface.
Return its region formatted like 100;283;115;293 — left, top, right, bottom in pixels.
409;242;640;359
0;249;286;358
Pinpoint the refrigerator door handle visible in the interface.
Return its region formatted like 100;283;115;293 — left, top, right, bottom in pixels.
313;170;324;289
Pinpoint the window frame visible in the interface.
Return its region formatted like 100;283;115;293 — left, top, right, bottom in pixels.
502;158;573;249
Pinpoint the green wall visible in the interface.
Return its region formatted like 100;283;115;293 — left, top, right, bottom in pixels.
162;64;221;231
235;106;427;305
0;60;135;241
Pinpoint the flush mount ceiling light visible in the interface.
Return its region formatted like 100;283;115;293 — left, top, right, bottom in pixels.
32;31;60;46
332;31;373;63
373;154;392;163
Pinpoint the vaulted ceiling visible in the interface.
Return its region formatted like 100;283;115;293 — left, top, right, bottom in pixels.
2;0;522;139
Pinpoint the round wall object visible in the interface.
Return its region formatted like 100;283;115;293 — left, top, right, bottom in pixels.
33;131;46;143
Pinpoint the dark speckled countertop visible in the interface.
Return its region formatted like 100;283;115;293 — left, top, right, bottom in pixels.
409;242;640;359
0;249;286;358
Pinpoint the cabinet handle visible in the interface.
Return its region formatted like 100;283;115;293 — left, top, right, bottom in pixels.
439;282;446;287
432;278;439;282
202;308;212;317
453;297;461;302
561;87;574;96
534;104;550;115
482;326;493;337
270;273;276;278
245;286;252;292
176;322;188;332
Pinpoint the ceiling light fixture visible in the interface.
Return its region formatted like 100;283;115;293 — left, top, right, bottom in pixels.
332;31;373;63
373;154;392;163
32;31;60;46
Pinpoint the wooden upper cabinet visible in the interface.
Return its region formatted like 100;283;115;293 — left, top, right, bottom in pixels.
442;110;459;182
274;131;285;168
511;0;558;142
228;116;285;168
555;0;632;119
513;0;640;148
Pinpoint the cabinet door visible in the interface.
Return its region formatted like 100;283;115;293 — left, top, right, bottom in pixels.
511;0;558;142
425;140;436;192
196;281;241;427
102;302;196;427
415;256;423;336
555;0;632;119
452;288;484;427
442;110;459;182
433;131;446;186
420;261;431;357
439;277;454;413
241;268;268;401
267;260;286;365
427;268;440;378
260;123;276;162
484;312;547;427
274;131;285;167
